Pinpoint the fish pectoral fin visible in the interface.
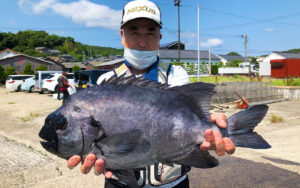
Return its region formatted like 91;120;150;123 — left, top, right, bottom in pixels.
173;147;219;168
99;130;150;156
112;170;140;188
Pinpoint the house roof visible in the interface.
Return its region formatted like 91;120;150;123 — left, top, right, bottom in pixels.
218;54;245;61
0;54;57;65
62;62;87;68
159;49;220;60
274;52;300;59
160;41;185;49
0;48;20;55
93;58;125;67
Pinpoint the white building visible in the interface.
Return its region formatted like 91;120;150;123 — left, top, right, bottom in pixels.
259;52;300;76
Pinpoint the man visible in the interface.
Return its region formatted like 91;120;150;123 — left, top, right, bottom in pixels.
67;0;235;187
57;72;72;103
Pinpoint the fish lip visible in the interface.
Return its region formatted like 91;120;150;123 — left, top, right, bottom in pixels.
40;140;68;159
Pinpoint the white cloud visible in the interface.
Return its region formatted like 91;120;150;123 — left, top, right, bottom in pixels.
18;0;122;30
265;28;276;32
181;31;197;39
200;38;223;48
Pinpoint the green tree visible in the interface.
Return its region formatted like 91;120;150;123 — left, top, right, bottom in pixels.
36;64;48;71
211;64;219;74
226;59;243;67
5;66;16;75
227;52;240;56
72;65;81;72
0;65;8;84
23;63;34;75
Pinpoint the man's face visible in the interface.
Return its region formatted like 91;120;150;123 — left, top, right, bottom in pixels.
121;18;162;51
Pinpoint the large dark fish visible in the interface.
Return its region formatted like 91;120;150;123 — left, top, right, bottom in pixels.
39;76;271;187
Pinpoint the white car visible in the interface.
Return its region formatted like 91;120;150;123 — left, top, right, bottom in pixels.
42;73;74;93
6;75;34;91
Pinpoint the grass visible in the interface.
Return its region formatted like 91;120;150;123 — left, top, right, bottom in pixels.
190;75;262;84
20;112;41;122
8;102;16;104
190;75;300;86
270;113;284;123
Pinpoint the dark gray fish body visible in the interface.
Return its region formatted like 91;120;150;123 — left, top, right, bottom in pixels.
39;77;271;172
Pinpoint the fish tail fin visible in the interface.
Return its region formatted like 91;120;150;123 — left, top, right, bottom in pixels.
221;104;271;149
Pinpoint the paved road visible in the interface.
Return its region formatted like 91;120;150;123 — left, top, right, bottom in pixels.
189;155;300;188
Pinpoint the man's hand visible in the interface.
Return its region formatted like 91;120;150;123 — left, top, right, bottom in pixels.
67;154;113;178
200;113;235;156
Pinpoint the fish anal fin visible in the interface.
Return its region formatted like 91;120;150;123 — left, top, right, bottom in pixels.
172;147;219;168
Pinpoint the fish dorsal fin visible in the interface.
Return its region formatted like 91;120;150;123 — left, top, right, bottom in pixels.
171;82;216;122
101;74;169;89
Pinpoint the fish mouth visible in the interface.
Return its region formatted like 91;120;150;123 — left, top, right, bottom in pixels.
39;122;61;156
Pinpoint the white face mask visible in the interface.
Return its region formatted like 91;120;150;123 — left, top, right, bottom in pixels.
124;47;158;70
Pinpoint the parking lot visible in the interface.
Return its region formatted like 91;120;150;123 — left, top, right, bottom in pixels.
0;86;299;187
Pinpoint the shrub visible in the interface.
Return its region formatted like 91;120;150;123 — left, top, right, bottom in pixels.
270;113;284;123
36;64;48;71
5;66;16;75
23;62;34;75
0;65;8;84
72;65;81;72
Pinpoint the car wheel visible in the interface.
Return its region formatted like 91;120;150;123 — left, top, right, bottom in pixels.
16;85;21;92
30;86;35;93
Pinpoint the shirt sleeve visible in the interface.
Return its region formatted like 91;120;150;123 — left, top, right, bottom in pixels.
167;65;190;87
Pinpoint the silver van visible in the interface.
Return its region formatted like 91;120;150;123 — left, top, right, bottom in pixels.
35;71;62;94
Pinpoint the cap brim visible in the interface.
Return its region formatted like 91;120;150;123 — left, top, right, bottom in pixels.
121;17;162;28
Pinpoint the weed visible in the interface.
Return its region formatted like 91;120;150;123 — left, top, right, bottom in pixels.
270;113;284;123
20;112;41;122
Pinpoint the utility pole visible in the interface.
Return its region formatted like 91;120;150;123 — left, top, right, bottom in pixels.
174;0;181;63
242;34;249;75
209;47;211;76
197;4;200;82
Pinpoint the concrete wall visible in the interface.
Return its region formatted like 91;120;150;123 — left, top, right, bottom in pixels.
276;86;300;99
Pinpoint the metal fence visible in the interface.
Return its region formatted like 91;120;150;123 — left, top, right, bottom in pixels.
211;82;284;104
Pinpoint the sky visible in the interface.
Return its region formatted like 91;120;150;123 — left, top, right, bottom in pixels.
1;0;300;57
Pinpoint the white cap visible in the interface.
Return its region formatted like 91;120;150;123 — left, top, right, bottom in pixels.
121;0;162;28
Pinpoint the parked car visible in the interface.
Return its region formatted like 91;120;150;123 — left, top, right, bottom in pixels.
6;75;34;91
74;70;109;90
21;77;36;92
42;73;74;93
34;71;62;94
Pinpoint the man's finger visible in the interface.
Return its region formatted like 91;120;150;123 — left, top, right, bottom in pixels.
200;141;211;151
105;171;113;179
211;113;227;128
94;159;105;176
67;155;81;169
204;129;214;143
224;138;235;155
81;154;96;174
213;130;225;156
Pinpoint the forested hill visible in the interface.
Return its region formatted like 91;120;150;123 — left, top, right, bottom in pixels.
0;30;123;61
283;49;300;53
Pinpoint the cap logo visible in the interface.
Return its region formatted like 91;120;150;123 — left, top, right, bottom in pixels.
127;5;156;15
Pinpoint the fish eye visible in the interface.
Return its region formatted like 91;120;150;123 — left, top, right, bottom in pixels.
73;105;81;113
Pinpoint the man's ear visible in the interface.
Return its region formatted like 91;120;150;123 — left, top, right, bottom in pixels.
160;33;162;40
120;29;125;46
